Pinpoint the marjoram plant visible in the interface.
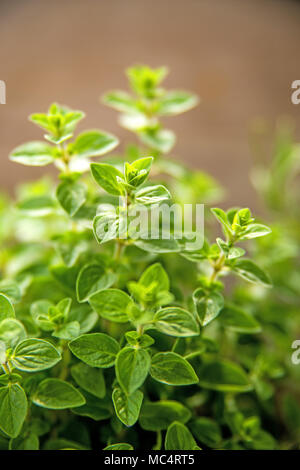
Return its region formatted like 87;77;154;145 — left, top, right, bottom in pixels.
0;65;299;451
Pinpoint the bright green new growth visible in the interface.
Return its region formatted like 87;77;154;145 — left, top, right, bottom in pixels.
103;64;199;155
0;65;297;451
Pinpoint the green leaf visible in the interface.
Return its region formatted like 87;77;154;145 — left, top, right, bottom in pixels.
72;391;110;420
103;443;133;450
56;180;87;217
125;157;153;187
43;438;88;450
71;130;119;158
76;263;116;302
9;142;55;166
165;422;197;450
192;289;224;326
239;223;272;240
52;321;80;340
29;113;55;134
128;156;153;172
112;386;143;427
198;360;253;392
139;128;176;154
115;347;151;395
32;379;85;409
150;352;198;386
89;289;133;323
232;208;253;229
139;262;169;292
0;319;26;349
17;195;57;217
11;338;61;372
216;238;245;259
0;384;27;438
134;237;180;254
232;259;272;287
45;298;71;328
90;163;125;196
220;305;262;334
125;332;154;348
153;307;199;337
68;305;98;334
9;432;39;450
59;109;85;132
0;341;6;364
227;246;245;259
93;212;123;244
190;418;222;447
0;281;21;303
56;297;72;318
71;362;106;399
69;333;120;368
30;299;54;332
103;90;138;113
119;112;149;131
30;105;85;140
134;185;171;205
0;294;15;321
139;400;191;431
158;91;199;115
50;265;79;295
127;65;168;97
211;208;233;237
246;430;276;450
128;264;173;308
53;231;88;267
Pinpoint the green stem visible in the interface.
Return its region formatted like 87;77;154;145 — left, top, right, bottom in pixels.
59;343;71;380
59;142;71;174
184;350;203;361
210;253;226;282
137;324;144;335
153;431;162;450
114;240;124;261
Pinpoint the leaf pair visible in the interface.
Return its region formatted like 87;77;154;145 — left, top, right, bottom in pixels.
10;103;119;172
211;207;271;244
103;65;198;153
112;346;198;427
91;157;153;196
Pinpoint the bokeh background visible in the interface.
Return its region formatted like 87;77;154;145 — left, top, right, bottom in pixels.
1;0;300;206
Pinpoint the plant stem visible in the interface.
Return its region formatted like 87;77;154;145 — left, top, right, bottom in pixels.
59;343;71;380
184;350;203;361
137;324;144;335
114;240;124;261
210;253;226;282
59;142;70;174
153;431;162;450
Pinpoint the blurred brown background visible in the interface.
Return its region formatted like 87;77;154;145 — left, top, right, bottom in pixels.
0;0;300;206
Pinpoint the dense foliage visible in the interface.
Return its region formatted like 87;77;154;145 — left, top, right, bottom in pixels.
0;66;299;450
